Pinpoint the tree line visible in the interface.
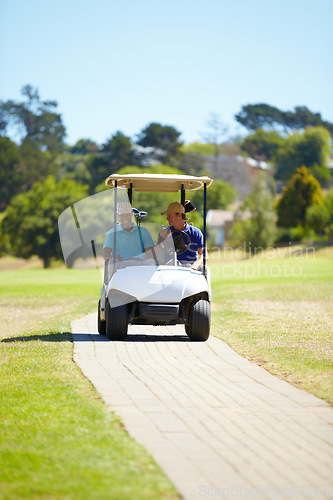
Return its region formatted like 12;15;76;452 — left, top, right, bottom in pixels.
0;85;332;266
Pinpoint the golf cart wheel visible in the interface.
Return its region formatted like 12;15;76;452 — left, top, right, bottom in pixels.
97;300;106;335
187;299;210;341
105;299;128;341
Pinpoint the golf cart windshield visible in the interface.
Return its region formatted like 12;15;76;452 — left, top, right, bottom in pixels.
58;188;175;276
58;174;213;278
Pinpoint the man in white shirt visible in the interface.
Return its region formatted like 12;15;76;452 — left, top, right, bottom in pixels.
103;202;155;264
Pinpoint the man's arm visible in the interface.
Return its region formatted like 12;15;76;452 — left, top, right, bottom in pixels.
103;247;123;261
191;246;208;270
103;247;112;260
142;246;156;261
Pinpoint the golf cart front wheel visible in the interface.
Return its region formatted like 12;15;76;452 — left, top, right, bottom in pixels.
105;299;128;341
187;299;210;341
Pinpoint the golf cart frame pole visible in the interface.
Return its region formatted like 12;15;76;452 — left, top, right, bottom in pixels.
181;184;185;207
203;182;207;276
113;181;118;269
127;183;133;204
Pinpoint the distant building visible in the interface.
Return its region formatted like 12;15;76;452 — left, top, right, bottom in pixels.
204;155;270;198
206;210;234;246
206;207;252;247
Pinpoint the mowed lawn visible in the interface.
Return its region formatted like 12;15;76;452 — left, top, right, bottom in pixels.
0;263;180;500
210;245;333;405
0;246;332;498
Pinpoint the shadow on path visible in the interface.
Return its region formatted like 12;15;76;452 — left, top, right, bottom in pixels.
72;332;191;343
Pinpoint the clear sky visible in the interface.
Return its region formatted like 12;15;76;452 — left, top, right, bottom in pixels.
1;0;332;147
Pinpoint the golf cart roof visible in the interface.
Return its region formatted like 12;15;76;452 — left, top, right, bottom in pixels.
105;173;213;192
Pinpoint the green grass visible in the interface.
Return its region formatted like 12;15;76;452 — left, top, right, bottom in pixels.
0;267;180;500
1;247;332;498
210;245;333;404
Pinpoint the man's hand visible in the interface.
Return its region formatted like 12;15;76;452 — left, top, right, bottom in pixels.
190;247;205;270
158;227;171;243
103;247;123;261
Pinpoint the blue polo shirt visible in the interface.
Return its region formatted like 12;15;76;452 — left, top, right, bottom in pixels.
170;223;204;264
103;224;154;260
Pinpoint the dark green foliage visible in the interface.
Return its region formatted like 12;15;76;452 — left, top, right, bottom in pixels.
235;103;333;135
2;84;332;264
0;137;21;211
137;122;183;165
85;131;136;190
67;138;99;155
284;106;333;134
0;84;65;153
190;178;237;212
0;85;67;201
2;176;88;267
277;166;322;228
19;137;59;190
240;129;284;162
235;104;284;132
275;127;331;183
306;189;333;237
56;153;92;185
309;164;332;188
101;131;135;170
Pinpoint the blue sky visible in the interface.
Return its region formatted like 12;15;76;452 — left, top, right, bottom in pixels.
1;0;332;146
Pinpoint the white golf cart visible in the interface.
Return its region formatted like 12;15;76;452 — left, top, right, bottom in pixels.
97;173;213;341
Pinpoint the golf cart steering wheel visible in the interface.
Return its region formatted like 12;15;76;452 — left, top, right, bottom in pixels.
171;230;191;255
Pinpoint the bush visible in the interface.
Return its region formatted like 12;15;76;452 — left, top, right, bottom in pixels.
306;188;333;238
229;174;276;251
2;176;88;267
277;166;322;228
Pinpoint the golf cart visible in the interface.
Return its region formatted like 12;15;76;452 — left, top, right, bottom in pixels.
98;173;213;341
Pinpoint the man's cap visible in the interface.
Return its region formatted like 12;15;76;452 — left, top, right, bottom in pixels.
161;202;185;215
117;201;132;215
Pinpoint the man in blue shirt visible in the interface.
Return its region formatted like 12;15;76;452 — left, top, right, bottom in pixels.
160;202;205;270
103;202;155;263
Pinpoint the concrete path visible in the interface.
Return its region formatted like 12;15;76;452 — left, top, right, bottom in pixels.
71;313;333;500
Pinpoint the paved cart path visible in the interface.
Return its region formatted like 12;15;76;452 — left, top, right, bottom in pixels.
72;313;333;499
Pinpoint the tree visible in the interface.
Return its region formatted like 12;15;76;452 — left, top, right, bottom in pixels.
240;129;284;162
101;131;135;170
0;136;21;211
306;189;333;238
86;131;136;191
0;84;66;153
235;103;333;135
136;122;183;165
283;106;323;132
235;104;284;132
55;153;92;185
305;203;329;237
2;176;88;267
190;179;237;212
275;127;331;183
18;138;59;191
67;138;99;155
230;174;276;250
277;166;322;228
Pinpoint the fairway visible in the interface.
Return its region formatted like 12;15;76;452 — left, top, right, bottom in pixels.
0;246;332;498
0;265;180;500
210;245;333;404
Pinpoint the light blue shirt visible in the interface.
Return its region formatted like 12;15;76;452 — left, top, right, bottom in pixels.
103;223;154;260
